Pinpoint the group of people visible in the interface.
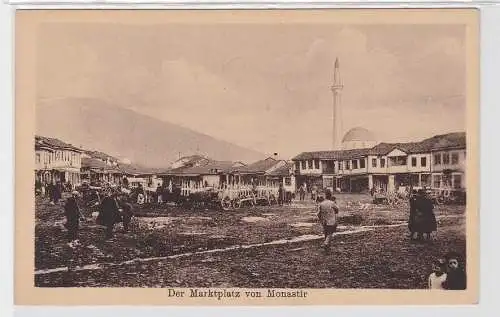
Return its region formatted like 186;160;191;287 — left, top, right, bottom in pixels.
63;190;135;242
298;183;320;201
428;252;467;290
35;180;68;204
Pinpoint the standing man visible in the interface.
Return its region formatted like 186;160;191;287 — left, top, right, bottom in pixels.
278;183;285;206
156;184;163;204
118;194;134;233
299;183;306;201
317;189;339;250
311;184;318;201
53;181;62;204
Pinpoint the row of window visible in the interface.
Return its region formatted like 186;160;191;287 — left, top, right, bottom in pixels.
297;151;462;171
298;159;320;170
434;152;461;165
35;150;81;165
433;174;463;189
297;156;428;171
324;173;463;189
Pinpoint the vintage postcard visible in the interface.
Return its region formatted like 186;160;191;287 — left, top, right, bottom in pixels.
15;9;479;305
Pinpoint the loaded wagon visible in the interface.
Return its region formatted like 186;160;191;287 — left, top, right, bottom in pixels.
219;185;279;210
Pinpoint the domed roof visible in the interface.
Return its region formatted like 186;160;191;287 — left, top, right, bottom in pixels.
342;127;376;142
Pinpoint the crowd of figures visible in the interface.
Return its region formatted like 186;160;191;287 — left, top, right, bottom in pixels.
63;190;134;242
313;188;466;290
37;176;466;290
35;180;73;204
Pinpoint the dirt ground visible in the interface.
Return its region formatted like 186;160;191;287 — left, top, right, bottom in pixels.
34;193;466;289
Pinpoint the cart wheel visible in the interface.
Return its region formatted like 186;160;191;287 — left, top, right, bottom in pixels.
221;196;232;210
234;198;242;209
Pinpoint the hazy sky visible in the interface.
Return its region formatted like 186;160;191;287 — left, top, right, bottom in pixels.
37;22;466;157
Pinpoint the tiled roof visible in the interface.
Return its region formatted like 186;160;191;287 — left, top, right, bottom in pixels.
292;151;343;161
422;132;466;151
170;155;210;169
81;157;107;169
161;160;244;176
266;163;293;176
232;157;282;174
338;148;372;160
35;135;82;152
84;150;119;162
293;132;466;160
292;149;370;161
164;160;237;176
119;164;164;176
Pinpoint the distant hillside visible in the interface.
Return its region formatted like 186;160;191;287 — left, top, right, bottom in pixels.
36;98;266;168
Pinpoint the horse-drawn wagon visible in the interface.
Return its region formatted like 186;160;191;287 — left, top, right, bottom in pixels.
219;185;278;210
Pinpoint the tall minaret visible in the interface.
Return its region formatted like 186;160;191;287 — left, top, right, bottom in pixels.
331;57;343;150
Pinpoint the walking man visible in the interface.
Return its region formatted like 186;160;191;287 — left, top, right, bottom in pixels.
317;189;339;250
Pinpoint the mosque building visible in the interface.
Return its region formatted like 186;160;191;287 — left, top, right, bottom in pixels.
341;127;378;151
292;58;466;194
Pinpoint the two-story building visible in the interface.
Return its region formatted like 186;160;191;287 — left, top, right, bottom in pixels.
264;162;296;193
160;160;245;190
429;136;466;190
228;156;288;188
81;151;123;185
293;148;372;193
366;142;433;193
34;135;83;186
292;132;466;194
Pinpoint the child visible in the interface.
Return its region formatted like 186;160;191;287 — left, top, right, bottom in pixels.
443;252;467;290
428;258;447;290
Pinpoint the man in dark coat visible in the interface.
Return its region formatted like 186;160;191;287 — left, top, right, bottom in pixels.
63;191;83;241
97;192;122;239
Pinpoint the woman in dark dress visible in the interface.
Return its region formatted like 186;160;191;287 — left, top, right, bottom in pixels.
420;192;437;239
411;190;437;240
97;192;122;239
63;191;83;241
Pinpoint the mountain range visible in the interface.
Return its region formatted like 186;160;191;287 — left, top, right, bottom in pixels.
35;98;266;168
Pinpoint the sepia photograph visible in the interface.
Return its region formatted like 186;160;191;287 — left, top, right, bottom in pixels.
15;9;479;305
